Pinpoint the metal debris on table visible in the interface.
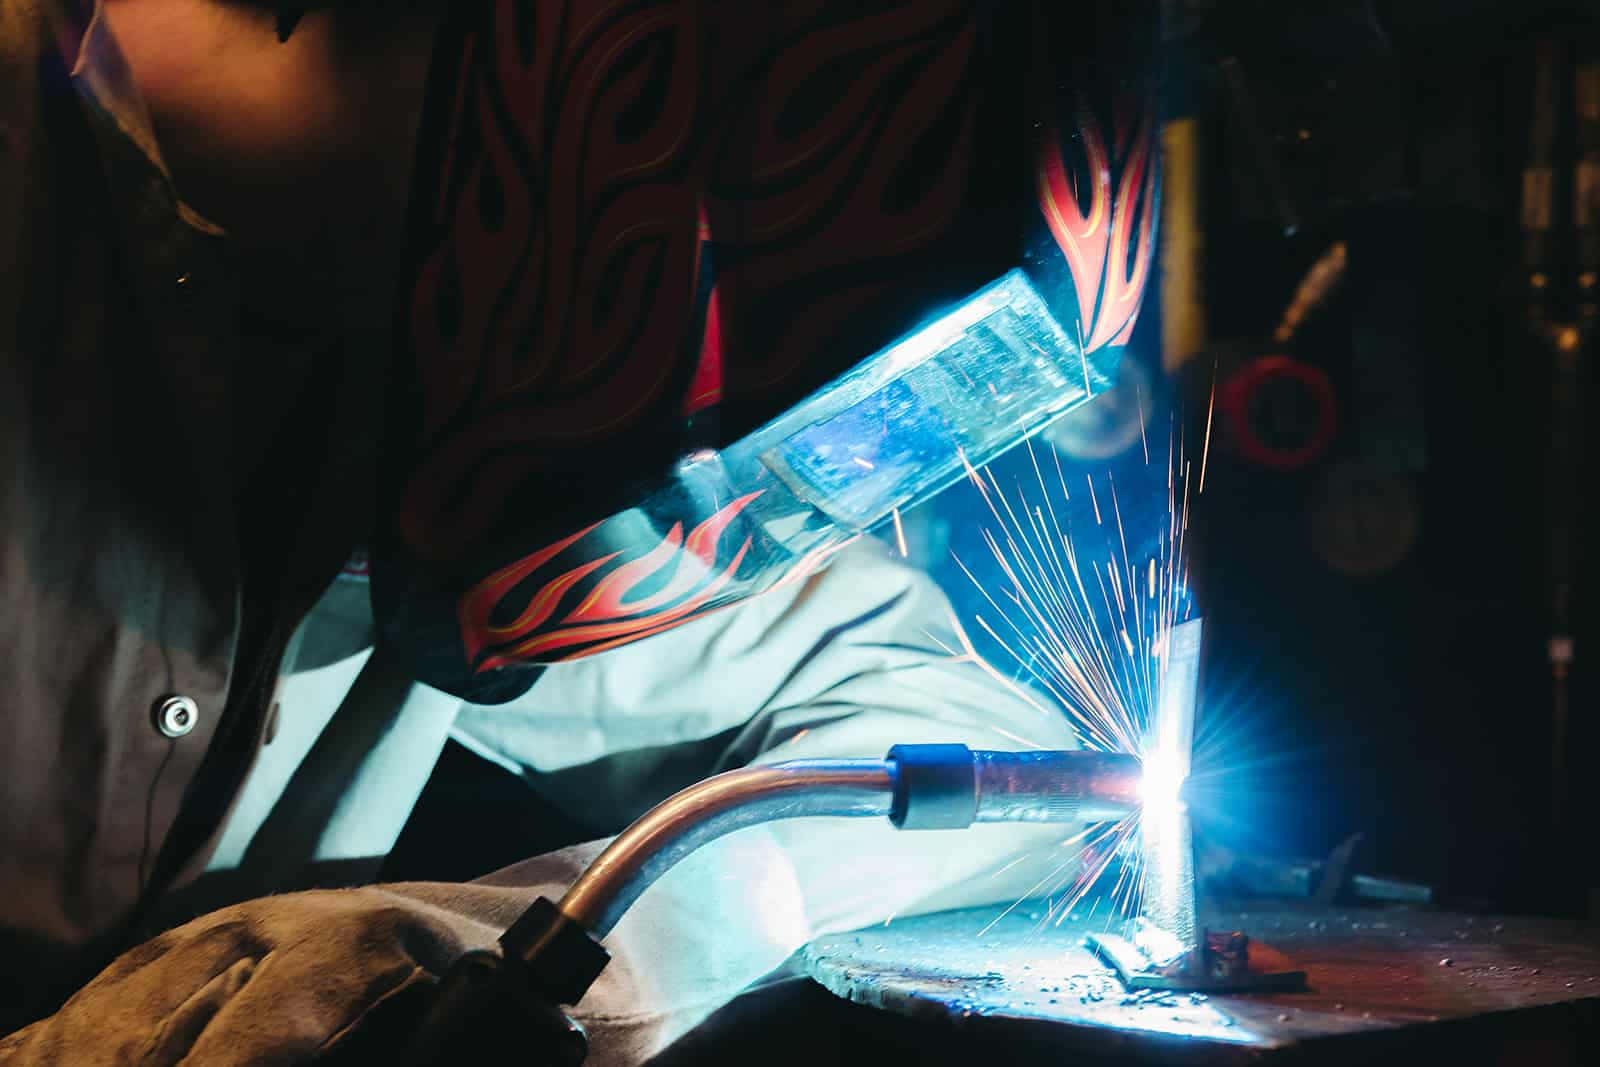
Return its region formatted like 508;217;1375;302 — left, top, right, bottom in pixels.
1085;923;1307;993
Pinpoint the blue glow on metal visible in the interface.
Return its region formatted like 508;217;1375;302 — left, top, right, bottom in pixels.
1139;617;1201;959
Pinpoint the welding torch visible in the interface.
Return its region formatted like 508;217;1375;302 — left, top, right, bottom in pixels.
399;744;1143;1065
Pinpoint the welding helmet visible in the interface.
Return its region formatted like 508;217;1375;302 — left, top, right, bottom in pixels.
350;0;1162;701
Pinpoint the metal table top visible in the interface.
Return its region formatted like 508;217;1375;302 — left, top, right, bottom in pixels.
800;904;1600;1063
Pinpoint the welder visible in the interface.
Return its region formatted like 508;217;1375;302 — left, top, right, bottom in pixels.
0;1;1159;1063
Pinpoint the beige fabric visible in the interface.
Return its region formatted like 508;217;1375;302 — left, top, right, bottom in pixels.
453;537;1073;815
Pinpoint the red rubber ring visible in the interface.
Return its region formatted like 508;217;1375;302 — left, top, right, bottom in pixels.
1220;355;1338;471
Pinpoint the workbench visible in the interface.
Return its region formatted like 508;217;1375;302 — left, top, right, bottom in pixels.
653;905;1600;1066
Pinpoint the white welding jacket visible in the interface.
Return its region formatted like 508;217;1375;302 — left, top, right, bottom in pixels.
208;538;1084;1064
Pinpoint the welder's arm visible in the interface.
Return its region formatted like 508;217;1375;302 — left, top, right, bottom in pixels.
445;538;1086;1063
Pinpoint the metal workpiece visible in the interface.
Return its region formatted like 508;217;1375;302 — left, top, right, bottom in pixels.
558;759;896;938
1085;619;1306;996
1139;617;1203;966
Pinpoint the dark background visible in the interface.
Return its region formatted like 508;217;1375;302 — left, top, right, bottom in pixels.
1181;0;1596;916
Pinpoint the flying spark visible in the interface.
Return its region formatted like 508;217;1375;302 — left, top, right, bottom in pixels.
1199;361;1215;494
954;419;1201;935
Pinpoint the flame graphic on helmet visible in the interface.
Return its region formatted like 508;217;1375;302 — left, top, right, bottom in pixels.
459;492;763;670
1038;102;1158;354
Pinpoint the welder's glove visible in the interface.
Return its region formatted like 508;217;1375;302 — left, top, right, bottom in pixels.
0;838;741;1067
0;885;498;1066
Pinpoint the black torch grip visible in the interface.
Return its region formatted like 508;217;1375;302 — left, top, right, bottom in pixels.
400;949;590;1067
396;897;608;1067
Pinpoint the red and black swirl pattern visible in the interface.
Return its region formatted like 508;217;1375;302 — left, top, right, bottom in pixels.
402;0;710;565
